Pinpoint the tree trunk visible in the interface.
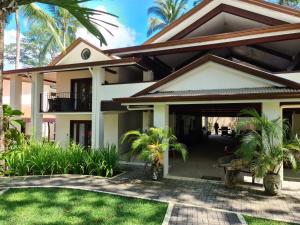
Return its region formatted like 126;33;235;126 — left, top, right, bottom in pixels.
15;9;20;69
0;13;5;153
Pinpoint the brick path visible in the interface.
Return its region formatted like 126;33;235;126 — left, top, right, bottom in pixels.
169;204;243;225
0;165;299;224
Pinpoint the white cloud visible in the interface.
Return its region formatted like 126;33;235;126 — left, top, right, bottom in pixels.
76;6;137;50
4;29;24;45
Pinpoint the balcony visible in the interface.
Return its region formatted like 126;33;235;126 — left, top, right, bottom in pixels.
41;92;92;113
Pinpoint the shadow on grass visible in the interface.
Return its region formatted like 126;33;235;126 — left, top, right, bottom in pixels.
0;188;168;225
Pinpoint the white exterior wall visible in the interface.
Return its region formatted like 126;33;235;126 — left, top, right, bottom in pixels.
56;114;92;147
157;62;280;92
104;113;119;146
56;42;111;65
56;70;92;93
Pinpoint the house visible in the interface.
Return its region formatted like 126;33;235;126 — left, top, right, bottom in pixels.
4;0;300;180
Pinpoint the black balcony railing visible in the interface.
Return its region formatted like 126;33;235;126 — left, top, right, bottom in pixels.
40;92;92;113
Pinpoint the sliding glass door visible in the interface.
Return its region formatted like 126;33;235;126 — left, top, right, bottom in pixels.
70;120;92;148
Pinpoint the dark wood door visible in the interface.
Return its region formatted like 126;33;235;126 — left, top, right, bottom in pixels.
71;78;92;111
70;120;92;148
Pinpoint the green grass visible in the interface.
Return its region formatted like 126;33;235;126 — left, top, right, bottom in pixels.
0;188;168;225
244;215;298;225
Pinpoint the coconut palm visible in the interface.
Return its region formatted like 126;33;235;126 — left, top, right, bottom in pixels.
237;109;298;195
0;0;116;153
147;0;188;36
122;127;187;180
278;0;300;7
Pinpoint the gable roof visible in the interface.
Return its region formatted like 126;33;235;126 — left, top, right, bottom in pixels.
114;87;300;103
105;23;300;56
132;55;300;97
49;38;114;66
144;0;300;45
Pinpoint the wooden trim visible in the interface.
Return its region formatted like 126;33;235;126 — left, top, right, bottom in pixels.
132;54;300;97
240;0;300;18
280;102;300;106
169;4;287;41
104;23;300;55
144;0;300;45
115;92;300;104
101;100;127;111
3;57;141;75
49;38;114;66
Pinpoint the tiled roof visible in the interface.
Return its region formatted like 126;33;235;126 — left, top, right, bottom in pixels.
138;87;300;98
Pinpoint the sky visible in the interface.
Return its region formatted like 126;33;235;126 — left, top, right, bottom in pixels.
5;0;195;50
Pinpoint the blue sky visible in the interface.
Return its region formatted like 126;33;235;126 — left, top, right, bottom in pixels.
5;0;196;47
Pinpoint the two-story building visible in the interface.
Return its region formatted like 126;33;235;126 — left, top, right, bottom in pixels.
4;0;300;180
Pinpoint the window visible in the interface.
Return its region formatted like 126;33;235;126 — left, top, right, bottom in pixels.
81;48;91;60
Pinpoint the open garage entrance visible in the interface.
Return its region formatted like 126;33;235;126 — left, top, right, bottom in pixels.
168;103;262;181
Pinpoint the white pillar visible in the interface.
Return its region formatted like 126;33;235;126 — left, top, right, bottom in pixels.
142;111;151;131
143;70;154;82
262;101;283;180
31;73;43;139
153;104;169;176
91;67;105;148
103;113;119;146
10;74;22;110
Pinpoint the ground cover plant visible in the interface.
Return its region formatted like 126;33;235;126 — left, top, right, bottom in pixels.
0;188;168;225
244;215;298;225
2;140;119;177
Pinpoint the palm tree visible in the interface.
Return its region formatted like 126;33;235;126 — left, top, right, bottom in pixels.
147;0;188;36
237;109;298;195
122;127;188;180
0;0;115;153
278;0;300;7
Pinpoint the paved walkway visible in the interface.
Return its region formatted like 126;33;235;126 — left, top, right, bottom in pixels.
169;204;243;225
0;166;299;224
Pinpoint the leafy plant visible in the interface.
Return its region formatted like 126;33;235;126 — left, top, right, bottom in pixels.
122;127;187;167
3;104;25;150
2;140;119;177
237;109;298;177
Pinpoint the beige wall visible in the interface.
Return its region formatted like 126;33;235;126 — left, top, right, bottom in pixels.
56;114;92;147
56;70;92;93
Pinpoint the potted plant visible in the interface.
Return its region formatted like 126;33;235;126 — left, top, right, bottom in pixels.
122;127;188;180
237;109;298;195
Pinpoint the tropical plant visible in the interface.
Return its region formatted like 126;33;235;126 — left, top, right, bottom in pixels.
147;0;188;36
2;140;119;177
0;0;116;153
237;109;299;195
122;127;187;180
3;104;24;149
277;0;300;8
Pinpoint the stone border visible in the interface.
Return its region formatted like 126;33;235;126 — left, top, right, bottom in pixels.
162;203;174;225
0;171;127;181
0;188;9;195
237;214;248;225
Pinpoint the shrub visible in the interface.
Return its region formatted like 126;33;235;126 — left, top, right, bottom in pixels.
2;140;119;177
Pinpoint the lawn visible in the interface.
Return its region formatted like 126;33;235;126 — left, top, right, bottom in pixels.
244;215;298;225
0;188;168;225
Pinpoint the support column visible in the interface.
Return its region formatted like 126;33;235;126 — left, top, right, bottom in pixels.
142;111;151;131
31;73;43;139
262;101;283;180
103;113;119;146
143;70;154;82
91;67;105;148
10;74;22;110
153;104;169;176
